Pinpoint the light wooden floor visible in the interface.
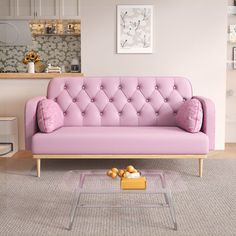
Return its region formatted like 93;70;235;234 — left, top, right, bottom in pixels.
208;143;236;159
1;143;236;160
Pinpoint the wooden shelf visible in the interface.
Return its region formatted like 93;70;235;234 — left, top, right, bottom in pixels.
32;33;80;36
228;6;236;15
228;40;236;44
0;73;84;79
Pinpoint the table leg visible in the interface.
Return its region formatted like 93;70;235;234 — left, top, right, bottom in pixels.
166;191;177;230
164;193;169;205
68;192;81;230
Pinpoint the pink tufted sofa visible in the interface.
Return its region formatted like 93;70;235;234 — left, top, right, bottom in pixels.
25;76;215;177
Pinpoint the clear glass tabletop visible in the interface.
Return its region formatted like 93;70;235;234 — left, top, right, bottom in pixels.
60;169;178;231
62;169;169;194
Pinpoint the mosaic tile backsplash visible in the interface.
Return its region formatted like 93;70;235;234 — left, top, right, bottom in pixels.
0;35;81;72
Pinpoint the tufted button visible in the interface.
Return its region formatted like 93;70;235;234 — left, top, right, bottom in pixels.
155;85;159;90
137;85;141;90
81;112;85;116
174;111;177;115
63;111;67;116
54;98;57;102
64;85;67;89
183;98;186;101
109;98;113;102
100;112;103;116
100;85;104;90
91;98;95;102
173;85;177;89
127;98;132;103
73;98;77;103
164;98;168;102
119;85;122;89
155;111;159;116
146;98;150;103
137;111;141;116
82;85;85;90
118;112;122;116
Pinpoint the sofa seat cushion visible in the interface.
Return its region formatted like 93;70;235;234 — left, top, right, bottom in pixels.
32;127;209;155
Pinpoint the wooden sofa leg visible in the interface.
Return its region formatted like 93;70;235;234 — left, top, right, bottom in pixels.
199;158;203;177
36;159;41;177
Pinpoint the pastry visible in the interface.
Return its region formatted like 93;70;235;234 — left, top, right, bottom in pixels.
126;165;135;173
107;170;113;177
111;167;119;173
111;172;117;179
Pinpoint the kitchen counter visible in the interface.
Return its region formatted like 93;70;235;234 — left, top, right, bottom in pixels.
0;73;84;79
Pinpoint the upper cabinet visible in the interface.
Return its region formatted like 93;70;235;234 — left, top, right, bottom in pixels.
0;0;79;20
35;0;60;19
15;0;34;19
60;0;80;19
0;0;15;19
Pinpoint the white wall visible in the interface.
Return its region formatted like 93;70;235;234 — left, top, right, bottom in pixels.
226;0;236;142
0;79;49;149
226;71;236;142
81;0;227;149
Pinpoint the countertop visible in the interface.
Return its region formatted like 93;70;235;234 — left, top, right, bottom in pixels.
0;73;84;79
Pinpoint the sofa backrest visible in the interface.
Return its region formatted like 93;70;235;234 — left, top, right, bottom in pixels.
47;77;193;127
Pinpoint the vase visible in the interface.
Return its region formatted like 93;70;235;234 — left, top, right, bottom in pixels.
28;62;35;73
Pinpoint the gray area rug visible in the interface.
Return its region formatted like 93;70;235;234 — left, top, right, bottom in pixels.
0;158;236;236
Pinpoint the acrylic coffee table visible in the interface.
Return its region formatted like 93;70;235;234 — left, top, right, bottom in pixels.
62;170;177;231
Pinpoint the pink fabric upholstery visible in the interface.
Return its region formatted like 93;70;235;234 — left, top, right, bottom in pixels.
37;99;64;133
47;77;192;127
176;99;203;133
32;127;209;154
193;96;215;150
25;96;46;150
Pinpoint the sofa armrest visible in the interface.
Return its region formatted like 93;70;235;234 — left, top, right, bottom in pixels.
193;96;215;150
24;96;46;151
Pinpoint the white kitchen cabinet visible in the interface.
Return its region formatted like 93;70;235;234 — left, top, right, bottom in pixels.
0;0;79;20
35;0;60;19
60;0;80;19
0;0;15;19
15;0;34;19
15;0;59;19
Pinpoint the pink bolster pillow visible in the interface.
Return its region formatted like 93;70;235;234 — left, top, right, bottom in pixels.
37;99;64;133
176;98;203;133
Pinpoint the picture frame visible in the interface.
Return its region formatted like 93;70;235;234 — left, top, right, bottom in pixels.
117;5;153;54
233;47;236;69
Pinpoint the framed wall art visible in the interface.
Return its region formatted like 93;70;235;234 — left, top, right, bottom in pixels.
117;5;153;54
